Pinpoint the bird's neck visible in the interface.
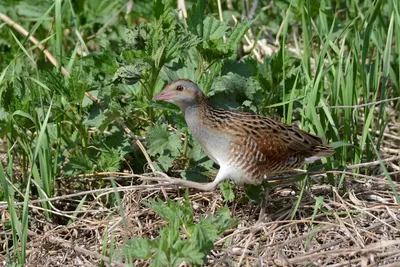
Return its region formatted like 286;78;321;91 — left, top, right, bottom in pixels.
183;99;216;132
182;100;203;125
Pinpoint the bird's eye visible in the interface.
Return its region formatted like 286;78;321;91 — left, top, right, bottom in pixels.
176;85;184;91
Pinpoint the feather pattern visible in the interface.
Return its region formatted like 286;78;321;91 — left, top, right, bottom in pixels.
197;103;334;183
153;79;334;186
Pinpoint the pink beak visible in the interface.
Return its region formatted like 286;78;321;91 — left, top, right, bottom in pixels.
152;90;173;101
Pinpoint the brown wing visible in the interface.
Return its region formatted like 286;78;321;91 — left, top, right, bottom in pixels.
231;114;333;160
203;105;333;166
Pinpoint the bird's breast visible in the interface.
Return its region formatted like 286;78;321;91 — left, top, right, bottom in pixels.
186;119;232;165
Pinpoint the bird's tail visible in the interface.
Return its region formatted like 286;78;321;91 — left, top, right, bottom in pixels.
305;145;335;164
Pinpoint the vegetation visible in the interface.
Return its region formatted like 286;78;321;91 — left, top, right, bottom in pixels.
0;0;399;265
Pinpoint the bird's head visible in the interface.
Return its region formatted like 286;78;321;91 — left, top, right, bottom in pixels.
152;79;205;110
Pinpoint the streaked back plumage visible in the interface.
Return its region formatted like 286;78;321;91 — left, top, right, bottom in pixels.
153;79;334;186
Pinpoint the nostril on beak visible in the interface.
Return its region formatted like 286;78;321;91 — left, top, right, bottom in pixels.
153;90;173;101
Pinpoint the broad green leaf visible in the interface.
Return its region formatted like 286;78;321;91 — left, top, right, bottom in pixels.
219;180;234;202
114;64;146;85
244;184;264;204
226;19;252;50
147;124;170;156
155;155;174;172
202;17;229;40
16;1;52;18
126;238;152;259
147;124;182;157
174;242;205;265
66;155;94;172
210;73;247;96
187;0;206;36
97;149;121;172
12;110;34;123
84;107;106;128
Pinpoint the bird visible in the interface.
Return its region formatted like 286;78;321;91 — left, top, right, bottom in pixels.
152;79;334;191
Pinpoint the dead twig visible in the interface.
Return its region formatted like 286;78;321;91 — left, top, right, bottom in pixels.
27;230;128;267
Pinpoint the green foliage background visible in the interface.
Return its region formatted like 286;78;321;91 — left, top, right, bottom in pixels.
0;0;399;265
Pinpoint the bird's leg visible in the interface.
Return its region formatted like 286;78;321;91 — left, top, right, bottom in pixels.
258;182;271;222
175;167;229;191
145;169;228;191
143;176;219;191
169;178;220;191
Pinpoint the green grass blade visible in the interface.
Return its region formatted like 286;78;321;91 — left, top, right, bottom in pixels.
67;196;87;226
9;31;36;66
0;159;23;263
22;2;55;46
55;0;63;69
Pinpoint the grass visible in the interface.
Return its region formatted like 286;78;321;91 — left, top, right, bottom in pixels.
0;0;399;265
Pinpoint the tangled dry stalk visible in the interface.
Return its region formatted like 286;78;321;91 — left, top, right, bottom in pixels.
1;168;397;266
1;142;399;266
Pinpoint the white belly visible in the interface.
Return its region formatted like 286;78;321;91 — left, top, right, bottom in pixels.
218;164;249;184
193;129;231;166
